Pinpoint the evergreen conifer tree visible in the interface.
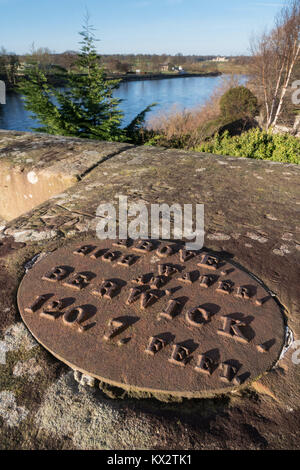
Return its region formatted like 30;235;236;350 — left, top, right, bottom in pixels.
19;16;154;142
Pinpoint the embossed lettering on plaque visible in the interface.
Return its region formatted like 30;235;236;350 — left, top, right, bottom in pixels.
186;307;211;327
195;354;219;376
63;273;93;290
159;299;181;320
133;240;155;253
199;274;215;288
169;344;190;367
103;318;130;341
25;294;50;313
18;239;285;399
158;263;178;276
42;266;71;282
41;299;64;320
218;316;249;344
198;254;220;271
145;336;166;356
92;280;119;300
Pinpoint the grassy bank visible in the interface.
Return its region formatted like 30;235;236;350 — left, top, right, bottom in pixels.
195;129;300;164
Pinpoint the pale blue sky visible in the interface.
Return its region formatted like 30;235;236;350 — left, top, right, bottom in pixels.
0;0;288;55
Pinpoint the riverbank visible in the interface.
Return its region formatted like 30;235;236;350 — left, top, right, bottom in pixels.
110;71;222;82
1;71;222;91
55;71;223;85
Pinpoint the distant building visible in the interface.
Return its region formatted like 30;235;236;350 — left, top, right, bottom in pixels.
171;65;185;73
211;57;229;62
160;62;170;72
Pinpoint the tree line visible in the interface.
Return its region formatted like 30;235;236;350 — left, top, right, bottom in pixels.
0;45;249;83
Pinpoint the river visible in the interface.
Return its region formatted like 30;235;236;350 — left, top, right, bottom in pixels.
0;75;245;131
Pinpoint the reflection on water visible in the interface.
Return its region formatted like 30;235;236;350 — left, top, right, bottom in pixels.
0;92;38;131
0;75;245;132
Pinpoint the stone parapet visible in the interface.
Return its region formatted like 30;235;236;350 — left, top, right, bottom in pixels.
0;130;299;449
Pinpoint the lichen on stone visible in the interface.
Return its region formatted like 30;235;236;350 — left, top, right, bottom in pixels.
0;391;29;427
13;358;42;381
2;323;38;357
35;372;159;450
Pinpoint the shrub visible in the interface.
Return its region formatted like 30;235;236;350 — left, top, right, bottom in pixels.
195;129;300;164
219;86;258;121
146;75;242;148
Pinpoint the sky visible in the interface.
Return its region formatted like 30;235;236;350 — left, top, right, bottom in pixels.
0;0;289;56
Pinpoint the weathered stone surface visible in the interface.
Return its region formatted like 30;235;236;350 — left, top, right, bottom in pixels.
2;323;38;353
13;358;42;381
0;391;29;427
0;130;299;449
0;217;6;231
0;130;132;221
34;372;159;450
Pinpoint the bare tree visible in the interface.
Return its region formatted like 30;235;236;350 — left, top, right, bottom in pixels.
26;43;55;71
56;51;78;73
0;47;20;86
250;0;300;129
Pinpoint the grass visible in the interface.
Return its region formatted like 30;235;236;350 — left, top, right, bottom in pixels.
195;129;300;164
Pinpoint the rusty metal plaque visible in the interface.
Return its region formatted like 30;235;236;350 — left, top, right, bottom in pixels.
17;239;285;398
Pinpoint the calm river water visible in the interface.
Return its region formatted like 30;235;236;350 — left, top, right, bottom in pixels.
0;75;244;131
